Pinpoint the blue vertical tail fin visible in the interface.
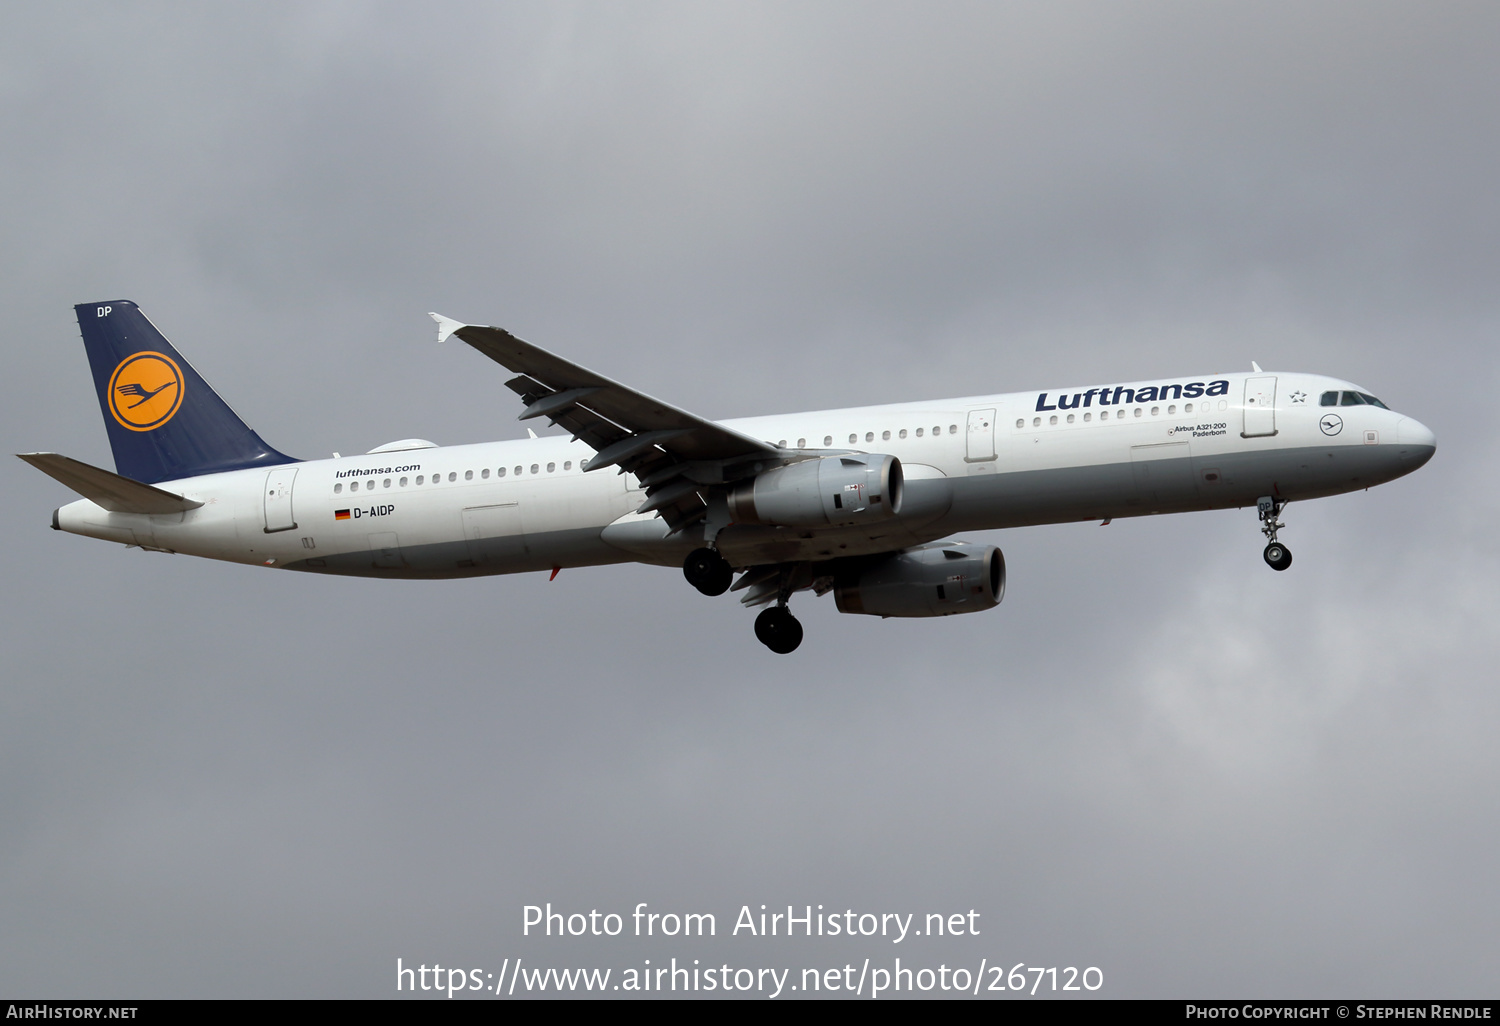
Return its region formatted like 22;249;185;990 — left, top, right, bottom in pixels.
75;300;297;484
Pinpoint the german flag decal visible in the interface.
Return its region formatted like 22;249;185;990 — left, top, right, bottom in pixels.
334;509;351;521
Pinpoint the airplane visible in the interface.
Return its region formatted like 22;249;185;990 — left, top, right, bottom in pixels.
20;301;1436;654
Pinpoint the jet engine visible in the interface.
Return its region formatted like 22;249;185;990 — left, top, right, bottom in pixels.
834;543;1004;617
727;454;903;527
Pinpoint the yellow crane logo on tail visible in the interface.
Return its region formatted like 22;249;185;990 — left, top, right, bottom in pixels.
107;351;184;431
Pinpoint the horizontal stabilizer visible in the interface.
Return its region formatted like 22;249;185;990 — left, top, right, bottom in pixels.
17;453;203;514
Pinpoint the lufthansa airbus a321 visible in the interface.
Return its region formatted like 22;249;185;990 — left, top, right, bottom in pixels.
21;301;1436;653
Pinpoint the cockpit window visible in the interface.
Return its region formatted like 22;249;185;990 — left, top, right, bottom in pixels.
1359;393;1389;409
1320;391;1339;406
1340;391;1366;406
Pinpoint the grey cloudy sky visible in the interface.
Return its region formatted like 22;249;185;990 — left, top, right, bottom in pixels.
1;1;1496;998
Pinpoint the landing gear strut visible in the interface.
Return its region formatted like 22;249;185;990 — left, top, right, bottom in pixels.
754;604;804;654
684;547;733;596
1258;496;1292;571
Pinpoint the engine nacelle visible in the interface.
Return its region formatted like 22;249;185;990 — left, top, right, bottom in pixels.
727;455;903;527
834;543;1005;618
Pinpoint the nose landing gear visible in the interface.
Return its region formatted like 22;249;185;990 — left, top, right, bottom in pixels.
1258;496;1292;571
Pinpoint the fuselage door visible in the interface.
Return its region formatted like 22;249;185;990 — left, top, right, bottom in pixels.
965;408;997;462
462;503;527;567
368;531;404;569
1242;376;1278;438
263;467;298;533
1131;442;1195;507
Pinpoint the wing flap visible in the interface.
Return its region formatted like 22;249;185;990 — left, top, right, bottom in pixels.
18;453;204;514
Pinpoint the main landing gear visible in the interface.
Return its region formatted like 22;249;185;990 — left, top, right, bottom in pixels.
683;547;732;596
1258;496;1292;572
752;568;805;655
754;604;804;655
684;549;805;653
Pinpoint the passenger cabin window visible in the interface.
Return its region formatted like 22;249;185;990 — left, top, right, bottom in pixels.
464;470;473;481
448;472;457;482
823;435;833;446
916;428;924;437
898;429;907;439
547;462;555;473
564;461;572;470
482;468;490;479
797;438;806;448
334;483;343;494
866;432;874;442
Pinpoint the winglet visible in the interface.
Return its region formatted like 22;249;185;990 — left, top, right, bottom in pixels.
429;312;467;345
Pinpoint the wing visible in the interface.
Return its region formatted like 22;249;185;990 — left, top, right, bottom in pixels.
431;314;781;532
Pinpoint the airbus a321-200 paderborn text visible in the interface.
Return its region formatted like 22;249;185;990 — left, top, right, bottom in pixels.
21;302;1436;653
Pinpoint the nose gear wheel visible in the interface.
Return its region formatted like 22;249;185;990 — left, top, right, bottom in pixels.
1263;542;1292;571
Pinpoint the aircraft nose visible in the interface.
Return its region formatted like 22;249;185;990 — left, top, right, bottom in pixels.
1396;417;1436;467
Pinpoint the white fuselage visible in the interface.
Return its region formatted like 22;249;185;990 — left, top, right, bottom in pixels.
53;371;1436;578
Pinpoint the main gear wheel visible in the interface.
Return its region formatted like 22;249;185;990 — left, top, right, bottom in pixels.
754;605;804;654
683;547;732;596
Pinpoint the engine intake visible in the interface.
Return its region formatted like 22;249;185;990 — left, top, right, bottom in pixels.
728;455;903;527
834;543;1005;618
